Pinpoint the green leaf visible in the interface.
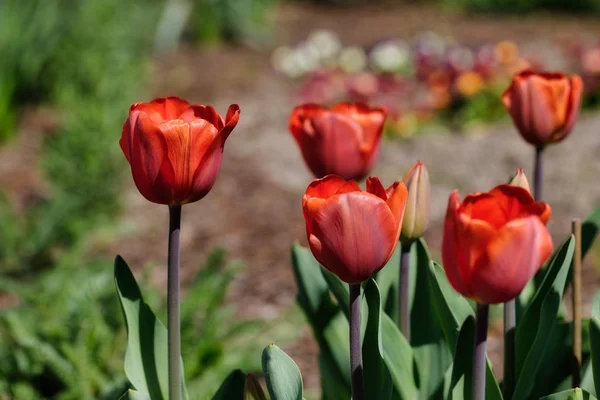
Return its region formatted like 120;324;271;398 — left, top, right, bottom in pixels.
540;388;598;400
114;256;188;400
362;279;393;400
375;245;401;324
582;206;600;259
262;344;303;400
447;315;475;399
590;292;600;396
320;266;350;319
119;390;152;400
513;237;575;400
290;243;349;399
411;239;452;399
427;261;502;400
212;369;246;400
380;311;418;399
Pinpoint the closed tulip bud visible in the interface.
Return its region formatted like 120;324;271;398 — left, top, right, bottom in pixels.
401;161;430;243
120;97;239;205
442;184;553;304
509;168;531;193
289;102;387;180
303;175;408;283
244;373;267;400
502;70;583;147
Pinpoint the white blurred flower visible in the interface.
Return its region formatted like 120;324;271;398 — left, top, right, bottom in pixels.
339;46;368;73
447;46;474;71
271;46;304;79
295;41;322;74
370;40;410;73
307;29;342;61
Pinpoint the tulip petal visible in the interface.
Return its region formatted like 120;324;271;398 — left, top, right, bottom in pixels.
183;105;224;130
307;192;398;283
133;97;192;122
469;216;553;304
366;177;387;200
559;74;583;141
303;175;355;218
221;104;241;140
330;102;387;149
289;104;328;139
384;181;408;254
310;112;366;179
442;191;469;296
124;112;170;201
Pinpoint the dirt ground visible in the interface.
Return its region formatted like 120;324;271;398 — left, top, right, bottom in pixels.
26;1;600;395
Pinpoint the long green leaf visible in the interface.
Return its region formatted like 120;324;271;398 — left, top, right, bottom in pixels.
582;206;600;259
447;316;476;399
290;243;349;399
513;237;575;400
114;255;189;400
427;261;502;400
363;279;393;400
590;292;600;396
411;239;452;399
119;390;152;400
262;344;303;400
375;245;401;324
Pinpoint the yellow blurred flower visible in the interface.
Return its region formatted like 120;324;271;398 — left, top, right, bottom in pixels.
495;41;519;65
456;71;484;97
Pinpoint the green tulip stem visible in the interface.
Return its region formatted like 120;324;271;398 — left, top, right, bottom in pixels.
399;243;411;343
349;283;364;400
534;146;544;201
473;303;489;400
168;205;182;400
503;299;516;400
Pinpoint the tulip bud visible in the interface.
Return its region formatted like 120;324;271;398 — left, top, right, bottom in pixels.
401;161;430;244
244;373;267;400
509;168;531;193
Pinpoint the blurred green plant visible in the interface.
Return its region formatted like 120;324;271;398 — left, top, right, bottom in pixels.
189;0;277;45
0;247;298;399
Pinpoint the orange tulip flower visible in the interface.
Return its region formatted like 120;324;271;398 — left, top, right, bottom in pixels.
120;97;240;205
303;175;408;283
502;70;583;147
442;184;553;304
289;102;387;180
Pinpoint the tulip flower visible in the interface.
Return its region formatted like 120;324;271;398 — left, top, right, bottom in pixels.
120;96;240;205
442;184;553;304
120;96;239;400
302;174;407;283
303;174;407;400
289;102;387;181
502;70;583;147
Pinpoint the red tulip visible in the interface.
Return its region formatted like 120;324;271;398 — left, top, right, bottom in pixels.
442;184;553;304
302;175;408;283
502;70;583;147
120;97;240;205
289;102;387;180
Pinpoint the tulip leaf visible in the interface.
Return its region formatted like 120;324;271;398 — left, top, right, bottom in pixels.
290;243;350;399
375;245;401;324
513;236;575;400
411;239;452;399
427;261;502;400
362;279;393;400
262;344;303;400
447;315;475;399
119;390;151;400
320;266;350;319
212;369;246;400
114;255;189;400
589;292;600;396
540;388;598;400
582;206;600;259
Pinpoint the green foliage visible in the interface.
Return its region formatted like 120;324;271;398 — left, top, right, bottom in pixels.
0;0;160;275
189;0;277;44
0;247;295;399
